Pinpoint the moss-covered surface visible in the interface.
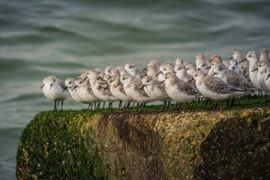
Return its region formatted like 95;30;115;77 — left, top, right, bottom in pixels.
17;100;270;179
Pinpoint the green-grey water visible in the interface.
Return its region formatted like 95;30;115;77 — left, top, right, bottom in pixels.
0;0;270;179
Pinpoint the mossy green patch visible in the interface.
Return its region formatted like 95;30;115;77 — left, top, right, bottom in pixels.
17;101;270;179
16;111;109;180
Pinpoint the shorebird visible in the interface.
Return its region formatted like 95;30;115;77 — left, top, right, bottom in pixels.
124;63;146;78
195;53;210;74
257;61;269;92
164;72;199;109
229;59;245;78
65;78;85;104
41;75;68;111
108;68;132;108
86;69;116;109
147;60;161;68
212;63;253;96
231;48;249;78
246;51;260;89
259;48;270;63
147;64;159;80
193;70;245;104
175;58;185;66
75;77;98;110
208;55;222;77
142;75;169;110
264;67;270;94
120;72;151;111
175;64;195;85
185;63;196;77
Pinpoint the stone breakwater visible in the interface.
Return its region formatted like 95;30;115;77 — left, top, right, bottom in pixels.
17;108;270;179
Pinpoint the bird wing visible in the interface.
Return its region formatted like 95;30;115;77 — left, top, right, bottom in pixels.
176;79;198;95
115;81;126;95
204;76;232;94
157;81;166;93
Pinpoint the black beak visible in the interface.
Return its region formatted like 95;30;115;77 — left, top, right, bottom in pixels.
72;85;78;91
232;66;235;71
197;68;201;70
50;83;53;89
155;71;162;76
238;59;246;64
40;84;45;89
159;80;165;84
229;56;234;60
266;74;270;80
141;84;146;90
212;72;217;76
251;68;258;72
82;76;88;82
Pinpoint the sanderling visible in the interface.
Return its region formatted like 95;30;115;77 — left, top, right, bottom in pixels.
75;77;98;109
125;63;145;78
41;75;68;111
264;67;270;93
160;62;174;74
65;78;86;104
164;72;199;108
231;48;249;77
175;58;185;66
246;51;260;89
142;75;170;110
148;60;161;68
86;69;116;108
195;53;210;73
142;75;169;101
257;61;269;92
259;48;270;63
208;55;223;76
185;63;196;77
212;62;253;96
147;64;159;80
108;68;132;108
229;59;246;79
175;64;196;86
120;72;151;111
193;70;244;101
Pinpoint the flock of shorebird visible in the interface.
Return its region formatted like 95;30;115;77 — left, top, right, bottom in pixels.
41;48;270;111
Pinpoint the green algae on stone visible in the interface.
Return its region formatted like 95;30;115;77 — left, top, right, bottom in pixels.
17;107;270;179
16;111;109;180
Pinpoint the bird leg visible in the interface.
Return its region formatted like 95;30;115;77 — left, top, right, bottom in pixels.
213;100;218;109
139;103;146;113
53;100;57;111
102;101;106;109
203;99;209;109
118;101;122;108
161;100;167;112
61;101;64;111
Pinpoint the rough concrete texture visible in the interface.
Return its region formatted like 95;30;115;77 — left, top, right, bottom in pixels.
17;108;270;179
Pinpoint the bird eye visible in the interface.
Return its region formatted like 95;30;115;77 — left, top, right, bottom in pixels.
178;68;181;70
202;64;205;67
186;68;190;70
